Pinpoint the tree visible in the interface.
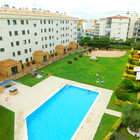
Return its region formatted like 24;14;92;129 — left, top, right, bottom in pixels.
122;103;140;133
119;78;134;90
133;41;140;49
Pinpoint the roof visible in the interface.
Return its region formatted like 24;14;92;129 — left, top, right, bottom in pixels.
0;59;20;67
0;7;78;19
100;18;106;20
107;15;129;19
87;29;93;31
55;45;67;49
33;50;49;56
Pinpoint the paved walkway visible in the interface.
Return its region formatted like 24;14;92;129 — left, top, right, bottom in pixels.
105;109;121;117
0;76;114;140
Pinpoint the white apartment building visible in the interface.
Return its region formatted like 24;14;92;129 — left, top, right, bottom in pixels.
105;15;130;41
99;18;106;36
0;5;78;64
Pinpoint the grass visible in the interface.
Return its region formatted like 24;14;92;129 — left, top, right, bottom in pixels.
93;113;119;140
0;106;14;140
16;52;129;90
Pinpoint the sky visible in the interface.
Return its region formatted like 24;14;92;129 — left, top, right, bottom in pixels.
1;0;140;20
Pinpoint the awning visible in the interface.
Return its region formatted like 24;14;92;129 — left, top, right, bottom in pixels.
136;72;140;80
133;67;140;72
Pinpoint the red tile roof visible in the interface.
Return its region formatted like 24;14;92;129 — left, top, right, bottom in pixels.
107;15;129;19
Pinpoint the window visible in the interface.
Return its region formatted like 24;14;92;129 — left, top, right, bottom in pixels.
24;49;28;53
56;23;58;26
27;30;30;34
12;52;15;57
41;29;43;33
42;45;44;49
57;37;59;40
45;44;47;48
26;20;28;24
22;30;25;35
42;37;43;41
28;39;31;43
0;36;2;40
45;37;47;40
30;57;32;60
14;31;18;36
44;20;46;24
13;20;17;25
23;40;26;44
50;43;51;47
50;50;52;53
49;28;51;32
35;41;38;45
49;36;51;39
29;48;32;52
26;58;28;62
0;48;4;52
21;20;24;24
48;20;50;24
11;42;14;47
52;20;53;24
16;41;20;46
34;24;36;27
34;33;37;36
44;29;46;32
9;31;12;36
7;20;10;25
40;20;42;24
17;51;21;55
56;30;58;33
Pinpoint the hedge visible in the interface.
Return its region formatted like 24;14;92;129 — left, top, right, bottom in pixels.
112;118;122;130
103;132;112;140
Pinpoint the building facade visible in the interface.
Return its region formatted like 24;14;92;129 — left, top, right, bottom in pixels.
0;5;78;64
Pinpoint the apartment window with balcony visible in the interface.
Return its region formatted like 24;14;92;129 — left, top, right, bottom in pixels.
9;31;12;36
16;41;20;46
7;20;10;25
28;39;31;43
13;20;17;25
25;58;28;62
0;48;4;52
14;31;18;36
17;51;21;55
24;49;28;53
23;40;26;44
27;30;30;34
0;36;2;40
22;30;25;35
12;52;15;57
21;20;24;24
11;42;14;47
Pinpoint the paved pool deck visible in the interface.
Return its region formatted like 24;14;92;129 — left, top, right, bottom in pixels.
0;76;121;140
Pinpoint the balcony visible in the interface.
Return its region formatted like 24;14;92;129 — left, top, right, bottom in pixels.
105;28;111;32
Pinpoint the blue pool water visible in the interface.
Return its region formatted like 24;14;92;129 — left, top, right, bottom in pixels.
26;85;99;140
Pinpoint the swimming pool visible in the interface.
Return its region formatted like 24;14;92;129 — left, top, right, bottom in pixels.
26;85;99;140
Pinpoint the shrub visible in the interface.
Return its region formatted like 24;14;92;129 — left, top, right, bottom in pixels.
112;118;122;130
74;57;78;60
119;78;134;90
134;84;140;92
137;99;140;104
32;60;36;64
68;60;72;64
79;54;82;57
116;98;125;106
26;62;30;66
103;132;112;140
114;87;129;101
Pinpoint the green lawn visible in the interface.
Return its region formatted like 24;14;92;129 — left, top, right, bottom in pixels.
16;52;129;90
0;106;14;140
93;113;119;140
